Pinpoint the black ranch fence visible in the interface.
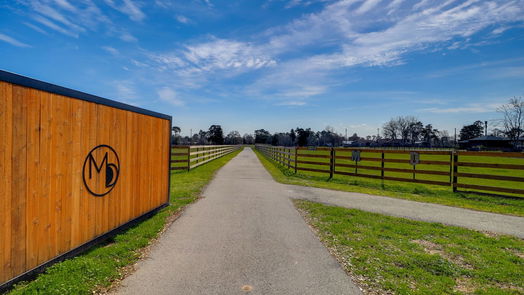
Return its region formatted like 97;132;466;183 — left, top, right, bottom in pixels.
256;144;524;198
170;145;241;171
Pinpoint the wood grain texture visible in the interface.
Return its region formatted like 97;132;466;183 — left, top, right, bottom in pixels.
0;82;170;284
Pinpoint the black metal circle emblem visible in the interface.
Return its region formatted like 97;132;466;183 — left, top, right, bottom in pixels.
83;145;120;197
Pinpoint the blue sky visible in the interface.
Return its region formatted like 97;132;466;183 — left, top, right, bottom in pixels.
1;0;524;137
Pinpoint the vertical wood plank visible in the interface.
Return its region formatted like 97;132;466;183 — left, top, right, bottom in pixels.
25;89;41;269
86;101;98;240
0;82;13;282
11;85;28;276
59;95;73;254
37;91;51;265
70;99;84;247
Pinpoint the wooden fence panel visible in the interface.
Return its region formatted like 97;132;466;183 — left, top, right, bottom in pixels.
454;151;524;196
170;145;240;171
255;144;524;197
0;71;172;288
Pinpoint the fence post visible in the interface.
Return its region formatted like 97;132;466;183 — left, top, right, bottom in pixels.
449;151;453;184
381;151;385;189
452;151;458;192
294;147;298;174
288;148;291;169
381;151;385;179
187;146;191;171
329;148;335;179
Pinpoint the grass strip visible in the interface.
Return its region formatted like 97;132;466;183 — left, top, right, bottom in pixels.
7;148;243;295
253;149;524;217
295;199;524;295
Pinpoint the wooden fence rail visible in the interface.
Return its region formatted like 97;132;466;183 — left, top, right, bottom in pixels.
255;144;524;198
170;145;241;171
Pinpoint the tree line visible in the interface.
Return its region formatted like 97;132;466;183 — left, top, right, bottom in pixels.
172;97;523;149
172;125;254;145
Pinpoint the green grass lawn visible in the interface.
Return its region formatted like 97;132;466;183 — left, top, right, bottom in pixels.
7;148;242;295
254;148;524;217
295;200;524;295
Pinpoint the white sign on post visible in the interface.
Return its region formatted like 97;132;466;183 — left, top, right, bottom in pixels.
352;150;361;162
409;152;420;166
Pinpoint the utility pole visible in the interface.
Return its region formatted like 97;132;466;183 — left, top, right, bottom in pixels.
454;128;457;145
484;121;488;136
345;128;348;141
190;128;193;144
377;128;380;142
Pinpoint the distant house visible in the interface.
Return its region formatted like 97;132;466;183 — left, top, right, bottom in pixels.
458;135;524;150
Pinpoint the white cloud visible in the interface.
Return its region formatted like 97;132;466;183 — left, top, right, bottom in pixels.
183;39;277;71
420;103;500;114
243;0;524;101
104;0;145;21
157;87;185;106
102;46;119;56
114;80;137;101
23;22;48;35
0;33;31;47
176;15;190;24
20;0;113;38
122;0;524;107
276;100;307;106
120;32;138;42
32;15;79;37
31;1;85;33
355;0;382;15
52;0;77;12
145;38;277;84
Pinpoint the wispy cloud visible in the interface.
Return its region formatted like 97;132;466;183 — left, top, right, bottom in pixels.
120;32;138;42
32;15;79;37
0;33;31;48
17;0;118;38
104;0;146;21
176;15;190;24
276;100;307;106
145;37;277;84
23;22;48;35
112;80;139;105
102;46;119;56
420;103;501;114
157;87;185;106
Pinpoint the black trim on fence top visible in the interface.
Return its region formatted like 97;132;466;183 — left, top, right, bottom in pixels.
0;69;172;121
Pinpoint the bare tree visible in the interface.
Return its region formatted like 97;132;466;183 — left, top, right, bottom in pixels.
383;119;399;140
498;97;524;146
383;116;420;144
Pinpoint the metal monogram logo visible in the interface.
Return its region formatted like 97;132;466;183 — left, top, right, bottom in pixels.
82;145;120;197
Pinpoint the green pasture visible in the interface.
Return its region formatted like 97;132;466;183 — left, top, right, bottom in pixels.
289;148;524;197
254;148;524;216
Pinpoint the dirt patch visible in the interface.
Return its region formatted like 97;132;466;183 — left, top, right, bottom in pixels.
496;282;524;293
482;231;500;238
454;277;477;294
411;240;442;255
506;248;524;259
411;240;473;270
